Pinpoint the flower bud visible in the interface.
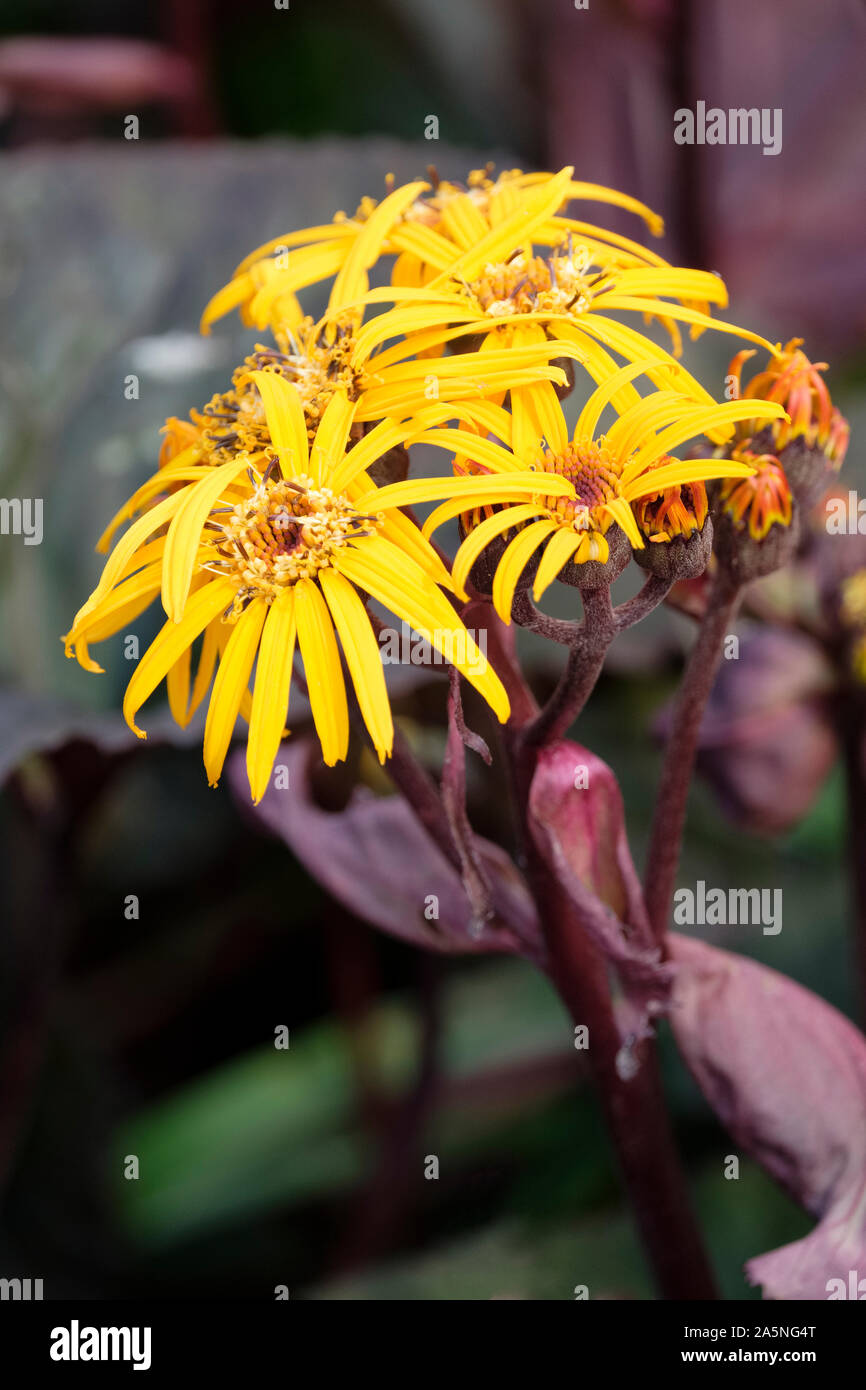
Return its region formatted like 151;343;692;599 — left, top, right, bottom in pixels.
727;339;849;509
713;450;800;582
631;468;713;581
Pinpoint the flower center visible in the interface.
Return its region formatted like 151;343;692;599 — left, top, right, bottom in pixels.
197;329;366;461
467;248;595;320
207;476;382;610
541;440;620;531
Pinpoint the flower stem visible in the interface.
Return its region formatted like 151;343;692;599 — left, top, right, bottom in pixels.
521;587;616;751
524;845;718;1299
644;571;743;943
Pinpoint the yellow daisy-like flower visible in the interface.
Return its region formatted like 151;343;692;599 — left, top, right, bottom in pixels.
200;166;667;337
395;363;789;623
96;334;573;557
329;168;773;455
65;379;579;800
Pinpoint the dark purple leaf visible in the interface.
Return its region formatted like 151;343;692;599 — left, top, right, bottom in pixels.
669;932;866;1300
231;742;543;960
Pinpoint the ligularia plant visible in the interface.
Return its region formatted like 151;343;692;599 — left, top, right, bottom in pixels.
68;167;860;1301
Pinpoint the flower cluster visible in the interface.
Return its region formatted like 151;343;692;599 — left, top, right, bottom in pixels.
68;165;850;799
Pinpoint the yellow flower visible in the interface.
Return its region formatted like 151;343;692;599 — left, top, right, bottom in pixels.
96;334;572;556
64;378;573;800
398;363;789;622
200;166;667;336
327;170;773;458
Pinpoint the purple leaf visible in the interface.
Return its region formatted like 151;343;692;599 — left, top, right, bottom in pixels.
669;932;866;1300
231;742;543;961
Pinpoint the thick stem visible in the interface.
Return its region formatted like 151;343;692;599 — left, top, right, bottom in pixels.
614;573;673;632
644;573;743;943
522;587;616;752
504;709;718;1300
527;849;718;1299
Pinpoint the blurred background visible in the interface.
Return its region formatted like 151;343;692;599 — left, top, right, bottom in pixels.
0;0;864;1299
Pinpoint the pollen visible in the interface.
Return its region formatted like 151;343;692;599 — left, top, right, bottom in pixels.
208;474;383;612
467;247;596;321
195;323;367;460
541;440;620;528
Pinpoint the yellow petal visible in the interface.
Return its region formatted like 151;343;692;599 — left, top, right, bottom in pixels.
625;458;756;500
188;621;221;722
319;568;393;763
575;360;678;440
123;578;237;738
204;599;267;786
246;589;297;803
166;646;192;727
162;457;251;622
330;180;428;308
622;400;787;484
532;526;584;602
311;390;356;486
437;192;490;249
233;223;357;278
294;577;350;766
250;370;309;478
337;539;510;722
200;273;253;333
96;447;203;552
430;167;573;286
77;490;188;626
359;470;572;516
491;521;555;623
451;503;548;598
